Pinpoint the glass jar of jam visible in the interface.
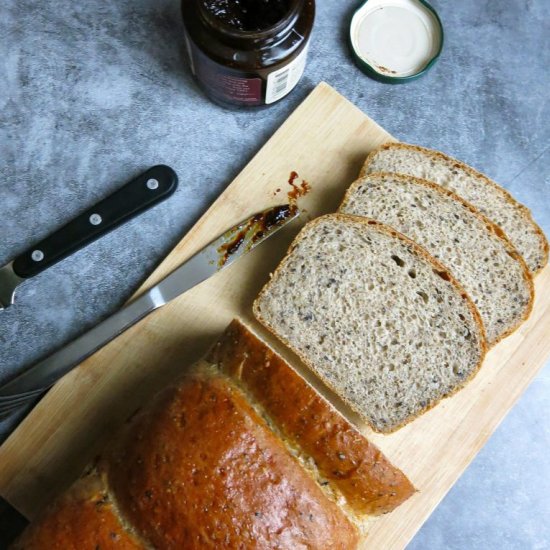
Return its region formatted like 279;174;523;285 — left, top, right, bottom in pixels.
181;0;315;108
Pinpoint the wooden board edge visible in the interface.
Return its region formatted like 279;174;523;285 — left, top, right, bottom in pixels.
129;82;395;295
364;266;550;549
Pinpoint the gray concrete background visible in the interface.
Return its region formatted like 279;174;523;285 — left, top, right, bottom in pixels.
1;0;548;547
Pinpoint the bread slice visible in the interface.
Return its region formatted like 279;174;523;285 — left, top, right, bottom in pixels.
207;319;416;521
339;173;534;346
360;143;549;275
253;214;487;433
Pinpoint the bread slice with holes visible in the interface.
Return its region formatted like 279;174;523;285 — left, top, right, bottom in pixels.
339;173;534;346
253;214;487;433
360;143;549;275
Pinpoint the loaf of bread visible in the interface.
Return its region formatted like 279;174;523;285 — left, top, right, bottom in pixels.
207;320;415;517
360;143;549;275
253;214;486;433
340;173;534;345
13;320;414;549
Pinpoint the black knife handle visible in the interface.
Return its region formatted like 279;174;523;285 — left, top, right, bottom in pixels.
12;165;178;279
0;497;28;547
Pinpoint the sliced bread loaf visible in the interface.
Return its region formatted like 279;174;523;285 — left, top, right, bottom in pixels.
105;364;360;549
339;173;534;346
207;319;416;519
360;143;549;274
253;214;487;433
15;319;417;549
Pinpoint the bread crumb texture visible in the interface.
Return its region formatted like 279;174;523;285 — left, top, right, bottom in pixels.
341;173;534;345
362;143;548;274
254;215;485;433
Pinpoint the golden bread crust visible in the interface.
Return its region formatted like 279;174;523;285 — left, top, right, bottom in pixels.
208;319;416;515
104;368;359;549
11;473;143;549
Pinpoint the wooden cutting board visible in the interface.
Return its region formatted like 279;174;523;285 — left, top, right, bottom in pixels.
1;82;549;549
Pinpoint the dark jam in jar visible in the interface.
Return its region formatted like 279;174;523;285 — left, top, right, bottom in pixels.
181;0;315;107
203;0;291;31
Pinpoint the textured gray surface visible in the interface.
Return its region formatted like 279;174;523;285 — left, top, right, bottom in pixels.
0;0;548;547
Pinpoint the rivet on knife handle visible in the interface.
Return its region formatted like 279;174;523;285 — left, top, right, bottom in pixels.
12;165;178;279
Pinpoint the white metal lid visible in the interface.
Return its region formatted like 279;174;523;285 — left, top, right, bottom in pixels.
350;0;443;81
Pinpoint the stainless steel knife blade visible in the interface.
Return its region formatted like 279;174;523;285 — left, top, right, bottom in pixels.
0;263;23;309
0;204;300;411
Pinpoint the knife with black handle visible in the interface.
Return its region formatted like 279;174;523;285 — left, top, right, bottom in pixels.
0;165;178;309
0;204;300;420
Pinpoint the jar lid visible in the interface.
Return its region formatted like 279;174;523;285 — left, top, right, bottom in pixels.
349;0;444;83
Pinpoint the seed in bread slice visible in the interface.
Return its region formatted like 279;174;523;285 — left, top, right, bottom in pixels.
360;143;549;275
339;173;534;346
253;214;487;433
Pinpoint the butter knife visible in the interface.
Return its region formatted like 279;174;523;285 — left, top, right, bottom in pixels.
0;204;300;418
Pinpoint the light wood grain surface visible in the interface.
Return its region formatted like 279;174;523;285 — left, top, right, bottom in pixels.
0;82;548;549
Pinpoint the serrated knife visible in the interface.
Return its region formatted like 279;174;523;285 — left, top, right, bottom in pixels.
0;204;300;419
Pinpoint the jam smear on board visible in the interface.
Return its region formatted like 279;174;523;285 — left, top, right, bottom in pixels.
287;170;311;206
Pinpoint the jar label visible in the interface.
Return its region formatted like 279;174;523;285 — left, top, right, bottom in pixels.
184;32;263;105
183;29;310;107
265;42;310;105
